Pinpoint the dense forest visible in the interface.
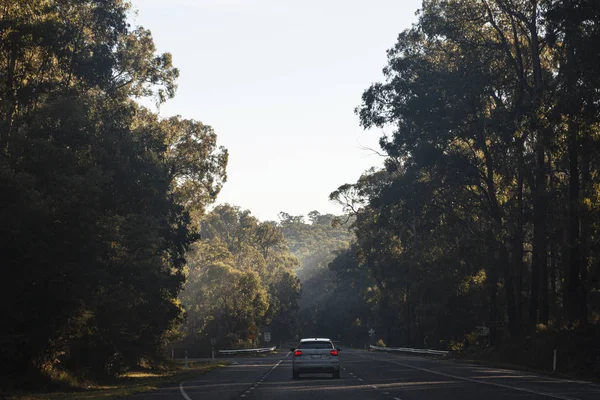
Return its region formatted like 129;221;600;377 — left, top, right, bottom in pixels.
3;0;600;390
277;211;352;308
328;0;600;374
176;205;301;354
276;212;361;342
0;0;227;382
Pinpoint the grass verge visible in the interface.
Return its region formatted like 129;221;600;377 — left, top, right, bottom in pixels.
3;361;226;400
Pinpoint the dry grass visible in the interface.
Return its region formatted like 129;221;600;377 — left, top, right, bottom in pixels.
3;361;226;400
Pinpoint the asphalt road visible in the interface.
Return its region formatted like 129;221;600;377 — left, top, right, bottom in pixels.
129;348;600;400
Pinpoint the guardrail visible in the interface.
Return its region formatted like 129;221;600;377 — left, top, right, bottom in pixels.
369;345;449;355
218;346;276;355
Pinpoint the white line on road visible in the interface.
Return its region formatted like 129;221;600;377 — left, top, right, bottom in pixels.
393;397;402;400
179;381;192;400
352;352;580;400
181;358;285;400
358;378;364;382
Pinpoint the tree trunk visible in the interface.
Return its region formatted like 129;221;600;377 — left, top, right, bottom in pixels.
580;143;591;328
541;242;550;324
505;246;518;336
566;116;581;325
488;263;498;346
563;0;587;328
514;138;525;334
530;145;547;326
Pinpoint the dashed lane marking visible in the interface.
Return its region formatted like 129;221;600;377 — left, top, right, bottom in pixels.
235;358;284;399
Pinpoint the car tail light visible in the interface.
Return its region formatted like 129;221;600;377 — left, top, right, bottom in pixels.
330;349;338;356
294;350;302;357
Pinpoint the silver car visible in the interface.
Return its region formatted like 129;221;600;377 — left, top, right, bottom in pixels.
291;338;341;379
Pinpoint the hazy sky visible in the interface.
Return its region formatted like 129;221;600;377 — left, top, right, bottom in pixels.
129;0;422;221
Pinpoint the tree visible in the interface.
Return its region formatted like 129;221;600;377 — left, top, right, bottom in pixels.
180;205;301;350
328;0;600;355
0;0;227;380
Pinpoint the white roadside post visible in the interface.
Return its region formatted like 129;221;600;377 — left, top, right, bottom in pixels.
210;338;217;362
553;349;557;372
184;350;188;370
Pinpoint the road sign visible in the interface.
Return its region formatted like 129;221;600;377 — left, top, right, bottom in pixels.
368;328;375;337
476;325;490;336
264;332;271;343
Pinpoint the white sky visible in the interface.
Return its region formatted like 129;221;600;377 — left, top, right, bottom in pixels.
129;0;422;221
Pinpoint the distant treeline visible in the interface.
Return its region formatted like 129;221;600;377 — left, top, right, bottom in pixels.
1;0;227;381
177;205;301;354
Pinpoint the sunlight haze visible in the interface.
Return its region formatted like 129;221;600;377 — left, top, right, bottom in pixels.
129;0;423;221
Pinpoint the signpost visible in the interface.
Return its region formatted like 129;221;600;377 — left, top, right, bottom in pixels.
367;328;375;349
264;331;271;343
475;325;490;337
210;337;217;361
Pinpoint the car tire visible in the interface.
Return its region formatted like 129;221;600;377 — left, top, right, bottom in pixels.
293;371;299;379
333;370;340;379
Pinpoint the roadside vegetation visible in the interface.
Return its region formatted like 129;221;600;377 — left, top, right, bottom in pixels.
324;0;600;379
3;0;600;395
3;361;224;400
1;0;227;391
175;205;302;355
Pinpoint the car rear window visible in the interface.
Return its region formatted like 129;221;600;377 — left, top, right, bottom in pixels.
298;341;333;349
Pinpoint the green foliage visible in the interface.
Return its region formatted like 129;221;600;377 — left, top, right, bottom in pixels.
179;205;301;351
278;210;353;309
327;0;600;353
0;0;226;381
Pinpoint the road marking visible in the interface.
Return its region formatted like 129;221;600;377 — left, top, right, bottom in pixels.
358;378;364;382
352;352;580;400
179;381;192;400
393;397;402;400
383;392;390;395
